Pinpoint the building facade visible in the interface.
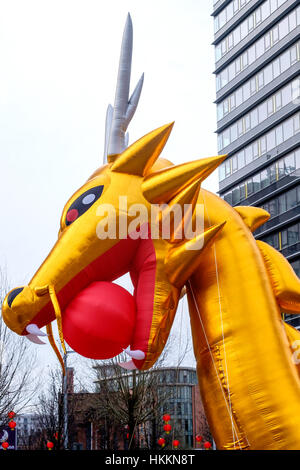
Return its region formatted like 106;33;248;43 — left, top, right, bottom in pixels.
212;0;300;326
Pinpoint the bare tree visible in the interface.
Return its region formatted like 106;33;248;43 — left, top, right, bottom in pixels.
0;268;39;426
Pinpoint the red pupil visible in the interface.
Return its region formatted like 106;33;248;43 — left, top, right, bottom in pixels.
66;209;79;222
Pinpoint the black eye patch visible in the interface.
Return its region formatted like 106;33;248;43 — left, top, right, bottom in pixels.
65;186;104;226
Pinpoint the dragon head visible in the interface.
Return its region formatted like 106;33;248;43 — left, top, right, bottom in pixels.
2;14;226;371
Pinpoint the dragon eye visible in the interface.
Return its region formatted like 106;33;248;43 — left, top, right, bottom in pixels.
65;185;104;226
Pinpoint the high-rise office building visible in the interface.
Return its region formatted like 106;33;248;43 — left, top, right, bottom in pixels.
212;0;300;327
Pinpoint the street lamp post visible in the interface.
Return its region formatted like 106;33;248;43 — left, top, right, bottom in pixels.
63;349;75;450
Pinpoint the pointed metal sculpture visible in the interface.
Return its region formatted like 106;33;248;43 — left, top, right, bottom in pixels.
103;13;144;163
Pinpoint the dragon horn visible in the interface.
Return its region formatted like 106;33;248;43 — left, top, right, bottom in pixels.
142;155;227;204
106;13;144;161
111;123;174;176
165;222;226;288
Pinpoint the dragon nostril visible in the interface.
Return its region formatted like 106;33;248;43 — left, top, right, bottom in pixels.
7;288;24;308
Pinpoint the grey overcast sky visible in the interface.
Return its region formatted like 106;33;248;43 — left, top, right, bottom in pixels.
0;0;217;376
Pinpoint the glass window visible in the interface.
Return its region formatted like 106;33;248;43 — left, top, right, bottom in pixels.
268;199;278;218
283;119;293;141
244;114;250;132
242;51;248;68
255;37;264;58
248;14;254;32
287;188;297;210
260;135;267;155
278;194;287;214
270;163;277;183
282;84;292;107
261;1;270;21
265;32;271;50
258;71;264;90
294;114;300;133
237;151;245;169
291;45;297;65
245;146;252;165
231;123;238;142
230;94;236;110
228;63;235;82
275;91;282;110
219;163;225;181
238;119;243;137
256;7;262;25
250;77;256;96
273;24;279;44
267;98;273;116
287;225;299;246
266;129;276;151
243;81;250;101
232;155;238;172
270;0;277;14
285;153;296;173
264;63;273;85
240;183;246;200
241;21;248;40
224;192;232;205
251;108;258;127
223;129;230;147
247;179;254;195
233;27;241;45
261;169;270;188
248;45;255;64
236;87;243;107
273;58;280;77
258;102;267;122
289;10;297;31
235;57;241;74
253;173;261;192
252;141;259;159
232;187;240;204
279;17;289;39
275;125;283;145
225;159;231;176
228;33;233;51
281;50;291;72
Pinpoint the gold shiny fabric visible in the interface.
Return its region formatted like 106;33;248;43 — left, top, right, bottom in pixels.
2;123;300;449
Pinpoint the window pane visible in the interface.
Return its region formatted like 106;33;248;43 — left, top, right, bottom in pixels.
251;108;258;127
283;119;293;141
258;102;267;122
280;50;291;72
261;169;270;188
266;130;276;151
245;146;252;165
253;173;261;192
243;81;250;101
237;151;245;168
278;194;287;213
276;125;283;145
286;188;297;210
273;58;280;77
248;45;255;64
285;153;296;173
279;17;289;39
264;63;273;85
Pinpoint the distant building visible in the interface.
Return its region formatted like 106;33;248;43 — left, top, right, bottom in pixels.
212;0;300;327
68;366;211;450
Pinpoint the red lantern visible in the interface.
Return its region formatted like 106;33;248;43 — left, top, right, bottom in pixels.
8;420;16;430
204;441;212;449
163;423;172;434
173;439;180;449
8;411;15;420
158;437;165;448
196;434;203;443
162;414;171;423
47;441;54;451
1;442;9;450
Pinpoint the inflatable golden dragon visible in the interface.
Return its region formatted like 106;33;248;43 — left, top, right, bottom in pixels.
2;15;300;449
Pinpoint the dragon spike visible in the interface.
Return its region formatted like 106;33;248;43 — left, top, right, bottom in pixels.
234;206;270;232
111;123;174;176
106;13;144;160
165;222;226;288
160;179;201;243
142;154;227;204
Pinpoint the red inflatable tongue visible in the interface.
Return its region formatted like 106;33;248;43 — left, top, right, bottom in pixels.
62;281;136;359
